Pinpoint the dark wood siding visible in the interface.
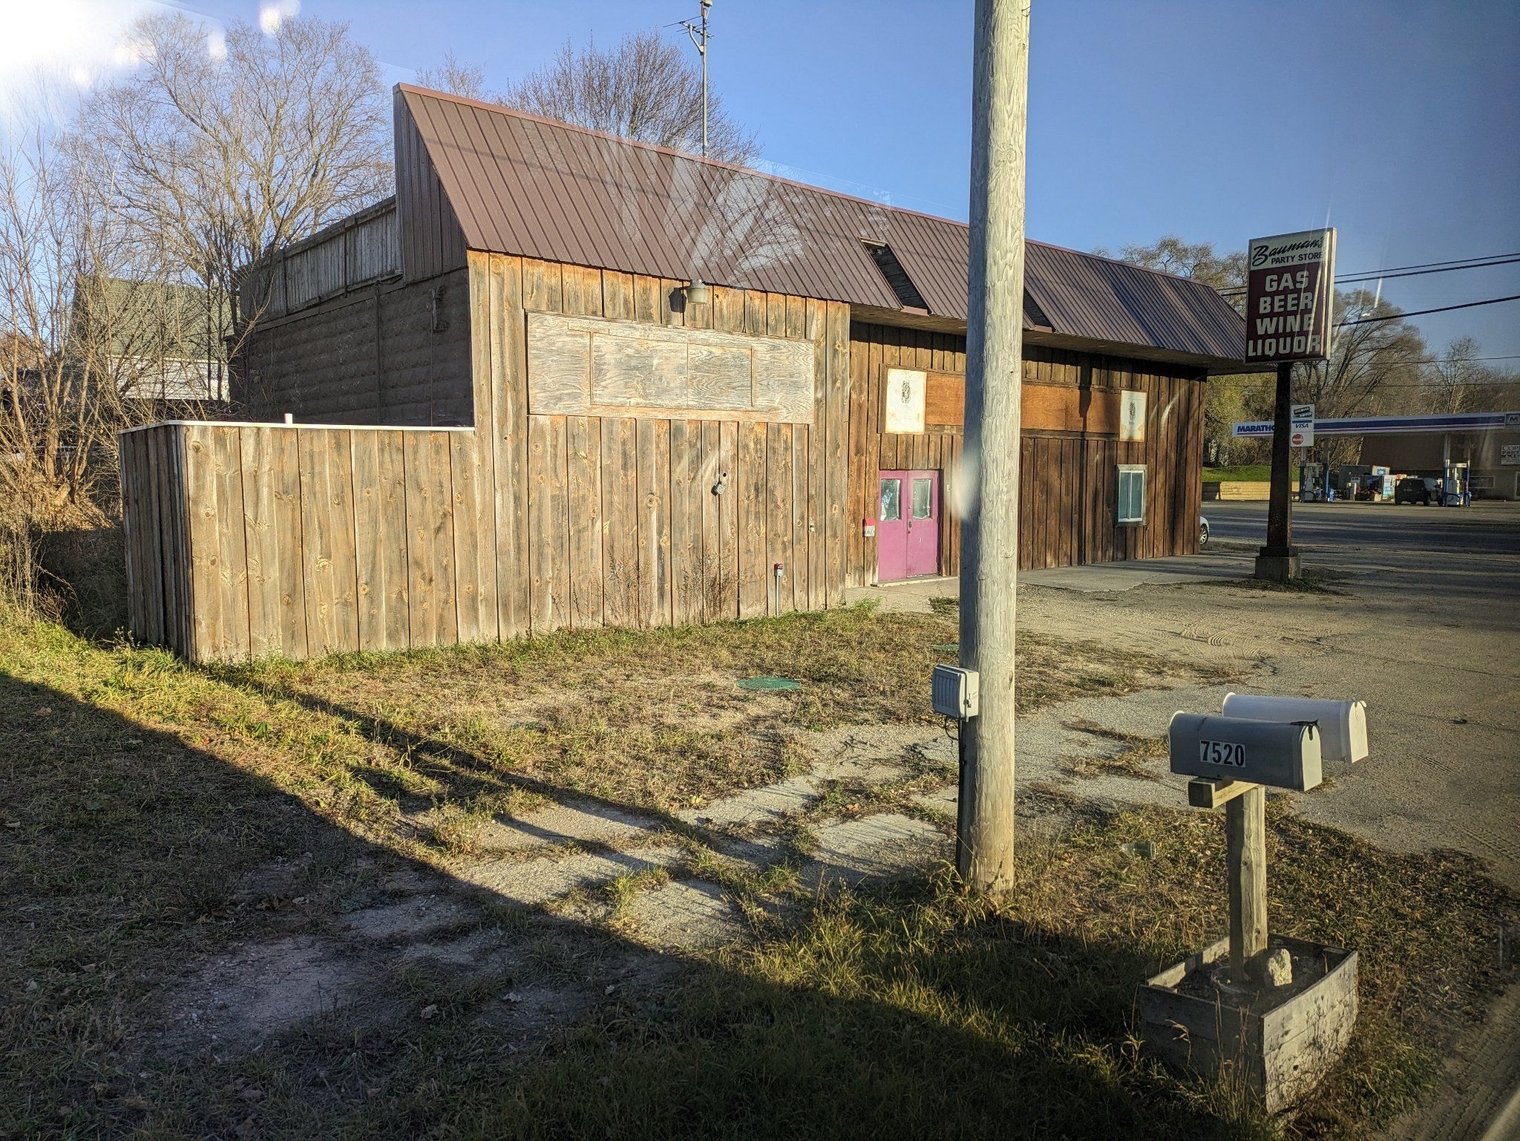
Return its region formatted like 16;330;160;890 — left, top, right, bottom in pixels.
394;91;468;282
234;268;473;426
846;322;1206;584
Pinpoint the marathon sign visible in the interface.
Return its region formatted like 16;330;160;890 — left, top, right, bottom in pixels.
1245;228;1336;364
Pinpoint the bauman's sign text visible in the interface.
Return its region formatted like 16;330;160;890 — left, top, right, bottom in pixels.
1245;228;1336;365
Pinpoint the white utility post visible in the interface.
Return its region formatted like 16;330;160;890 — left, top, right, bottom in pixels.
957;0;1030;891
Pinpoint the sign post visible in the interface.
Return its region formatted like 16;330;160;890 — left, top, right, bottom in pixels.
1246;229;1336;582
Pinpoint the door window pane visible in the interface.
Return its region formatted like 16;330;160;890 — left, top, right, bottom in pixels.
880;479;902;521
911;478;933;519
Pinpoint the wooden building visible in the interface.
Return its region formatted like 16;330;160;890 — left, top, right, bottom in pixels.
120;85;1245;663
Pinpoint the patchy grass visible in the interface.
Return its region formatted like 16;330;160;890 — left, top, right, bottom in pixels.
1203;464;1273;483
1059;719;1170;782
3;608;1508;1138
342;804;1510;1141
59;803;1498;1141
0;604;1224;878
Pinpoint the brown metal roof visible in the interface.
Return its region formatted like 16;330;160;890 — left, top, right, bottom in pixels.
397;84;1246;367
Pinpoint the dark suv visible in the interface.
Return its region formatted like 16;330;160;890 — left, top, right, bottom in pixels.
1395;476;1440;505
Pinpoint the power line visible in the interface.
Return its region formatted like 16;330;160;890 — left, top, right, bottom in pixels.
1340;251;1520;277
1209;354;1520;380
1340;294;1520;325
1339;256;1520;284
1214;251;1520;296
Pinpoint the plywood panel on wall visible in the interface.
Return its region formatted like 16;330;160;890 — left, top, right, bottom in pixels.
526;312;817;423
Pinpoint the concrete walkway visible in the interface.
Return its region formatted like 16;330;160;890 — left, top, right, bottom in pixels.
844;547;1255;611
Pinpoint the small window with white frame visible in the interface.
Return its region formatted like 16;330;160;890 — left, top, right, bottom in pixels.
1117;464;1146;524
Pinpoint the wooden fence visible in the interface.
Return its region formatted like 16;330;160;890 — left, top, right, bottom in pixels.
120;420;482;663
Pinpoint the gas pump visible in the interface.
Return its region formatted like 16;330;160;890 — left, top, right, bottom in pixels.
1299;462;1325;502
1442;461;1470;507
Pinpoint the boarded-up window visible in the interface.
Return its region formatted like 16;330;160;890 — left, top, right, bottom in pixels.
527;312;815;423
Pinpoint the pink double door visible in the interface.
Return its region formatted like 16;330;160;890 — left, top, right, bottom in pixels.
877;469;940;582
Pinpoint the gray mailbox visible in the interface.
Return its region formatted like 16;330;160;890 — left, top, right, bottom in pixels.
1167;712;1323;792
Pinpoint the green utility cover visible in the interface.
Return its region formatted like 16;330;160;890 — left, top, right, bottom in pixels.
737;676;802;692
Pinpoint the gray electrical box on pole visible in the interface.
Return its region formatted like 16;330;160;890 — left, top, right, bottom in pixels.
957;0;1030;892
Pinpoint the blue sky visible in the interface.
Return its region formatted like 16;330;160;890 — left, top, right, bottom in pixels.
9;0;1519;361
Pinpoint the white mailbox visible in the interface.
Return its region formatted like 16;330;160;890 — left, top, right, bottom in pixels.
932;665;979;720
1221;693;1368;764
1168;712;1323;792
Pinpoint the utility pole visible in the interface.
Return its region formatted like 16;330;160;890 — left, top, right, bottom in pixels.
957;0;1030;892
681;0;713;158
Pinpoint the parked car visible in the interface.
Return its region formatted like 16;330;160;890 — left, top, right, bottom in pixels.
1394;476;1440;505
1199;515;1210;546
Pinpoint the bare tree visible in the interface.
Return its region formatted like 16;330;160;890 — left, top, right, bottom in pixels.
1105;235;1266;463
1424;336;1491;415
1107;234;1248;309
75;12;392;380
0;114;197;608
1296;290;1430;470
2;15;391;608
423;31;757;164
417;50;491;102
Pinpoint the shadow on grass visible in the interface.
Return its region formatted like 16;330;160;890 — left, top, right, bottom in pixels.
0;667;1262;1140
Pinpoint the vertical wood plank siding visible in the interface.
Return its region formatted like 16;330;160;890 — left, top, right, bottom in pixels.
487;259;851;633
126;264;1204;664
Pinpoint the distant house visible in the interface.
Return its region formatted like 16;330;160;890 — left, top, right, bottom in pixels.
122;85;1248;663
69;276;230;404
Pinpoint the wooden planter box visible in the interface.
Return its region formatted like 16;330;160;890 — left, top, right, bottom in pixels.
1140;935;1358;1113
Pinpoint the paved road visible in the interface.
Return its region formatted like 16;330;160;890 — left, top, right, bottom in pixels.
1203;499;1520;556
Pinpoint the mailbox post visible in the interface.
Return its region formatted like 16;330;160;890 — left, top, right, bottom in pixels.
1146;707;1362;1110
1168;712;1322;975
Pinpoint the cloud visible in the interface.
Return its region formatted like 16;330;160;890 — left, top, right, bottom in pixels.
258;0;301;36
0;0;238;126
0;0;155;112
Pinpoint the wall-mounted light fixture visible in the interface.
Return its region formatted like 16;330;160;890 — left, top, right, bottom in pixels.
684;279;711;306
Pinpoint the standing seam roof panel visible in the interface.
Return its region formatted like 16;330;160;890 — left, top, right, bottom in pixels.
397;86;1245;362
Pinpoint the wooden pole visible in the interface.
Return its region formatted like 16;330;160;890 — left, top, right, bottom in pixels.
1255;361;1299;580
1226;784;1269;975
957;0;1029;891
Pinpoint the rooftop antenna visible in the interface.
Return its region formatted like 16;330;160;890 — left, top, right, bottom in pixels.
679;0;713;157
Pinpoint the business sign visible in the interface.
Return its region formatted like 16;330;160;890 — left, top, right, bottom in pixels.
1245;228;1336;364
1119;390;1147;442
1290;403;1315;448
1506;411;1520;427
1502;444;1520;466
